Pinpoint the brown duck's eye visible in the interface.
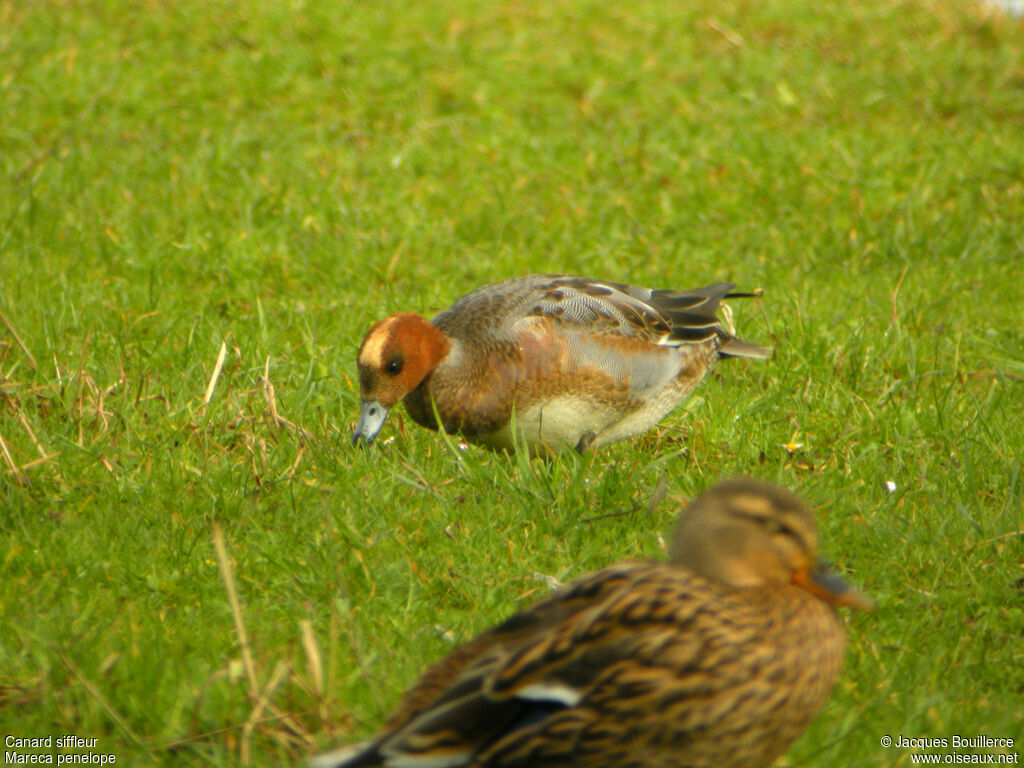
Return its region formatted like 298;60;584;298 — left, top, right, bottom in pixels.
385;356;404;376
776;523;796;538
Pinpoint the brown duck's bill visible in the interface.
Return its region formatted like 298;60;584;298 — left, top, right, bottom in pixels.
352;399;390;446
793;563;874;611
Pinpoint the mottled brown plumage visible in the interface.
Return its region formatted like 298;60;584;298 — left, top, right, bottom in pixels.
311;478;871;768
353;275;771;454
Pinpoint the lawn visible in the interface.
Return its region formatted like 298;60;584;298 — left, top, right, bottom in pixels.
1;0;1022;765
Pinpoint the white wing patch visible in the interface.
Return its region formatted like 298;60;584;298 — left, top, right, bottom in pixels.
307;741;374;768
517;681;584;707
386;754;469;768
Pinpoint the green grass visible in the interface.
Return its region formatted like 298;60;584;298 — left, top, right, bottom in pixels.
2;0;1023;765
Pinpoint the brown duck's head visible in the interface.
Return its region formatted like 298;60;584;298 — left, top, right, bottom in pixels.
353;313;450;446
670;478;873;611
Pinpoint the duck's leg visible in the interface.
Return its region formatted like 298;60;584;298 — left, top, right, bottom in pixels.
574;432;598;454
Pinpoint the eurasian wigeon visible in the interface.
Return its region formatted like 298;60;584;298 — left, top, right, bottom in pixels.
353;274;771;454
310;478;872;768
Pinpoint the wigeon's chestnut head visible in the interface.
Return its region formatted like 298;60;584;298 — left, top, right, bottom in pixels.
310;478;870;768
353;274;772;454
353;313;450;445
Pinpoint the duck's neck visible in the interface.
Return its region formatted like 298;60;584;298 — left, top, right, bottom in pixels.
400;329;455;431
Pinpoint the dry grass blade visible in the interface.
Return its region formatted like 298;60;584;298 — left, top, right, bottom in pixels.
55;648;158;761
261;356;314;440
211;524;260;700
0;429;26;486
706;17;744;47
161;712;298;750
73;333;92;447
203;340;229;405
891;264;910;324
284;442;307;479
211;525;308;758
16;408;50;460
240;659;291;766
0;307;38;370
14;453;60;472
300;619;325;719
646;473;668;516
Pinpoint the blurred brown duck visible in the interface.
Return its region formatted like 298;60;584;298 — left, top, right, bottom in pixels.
311;478;871;768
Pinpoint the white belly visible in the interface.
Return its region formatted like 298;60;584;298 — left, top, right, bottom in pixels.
478;394;678;454
476;397;609;453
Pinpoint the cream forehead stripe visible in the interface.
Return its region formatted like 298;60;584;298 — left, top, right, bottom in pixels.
728;494;781;518
358;317;399;367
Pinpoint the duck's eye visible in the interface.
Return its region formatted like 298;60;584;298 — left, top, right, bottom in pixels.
758;517;796;539
774;522;802;542
385;357;403;376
